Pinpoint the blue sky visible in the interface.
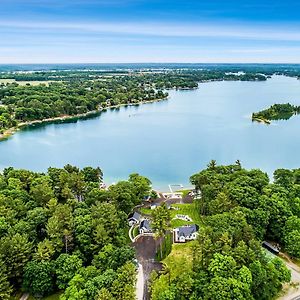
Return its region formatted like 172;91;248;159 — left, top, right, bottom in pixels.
1;0;300;63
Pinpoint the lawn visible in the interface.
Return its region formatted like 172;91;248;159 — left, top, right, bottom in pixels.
170;218;194;228
170;202;202;226
156;232;173;261
0;79;54;86
163;241;196;279
133;225;139;238
140;207;152;215
175;189;191;197
139;201;202;229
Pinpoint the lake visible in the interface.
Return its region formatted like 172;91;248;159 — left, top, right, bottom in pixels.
1;75;300;190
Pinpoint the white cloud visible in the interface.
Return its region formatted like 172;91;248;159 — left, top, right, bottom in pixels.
1;19;300;42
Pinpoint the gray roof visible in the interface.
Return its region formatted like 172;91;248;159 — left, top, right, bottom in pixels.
129;212;142;221
140;219;151;230
178;224;198;237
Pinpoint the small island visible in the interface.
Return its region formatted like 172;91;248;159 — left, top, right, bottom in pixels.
252;103;300;124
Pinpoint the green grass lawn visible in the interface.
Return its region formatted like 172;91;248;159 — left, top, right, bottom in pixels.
170;202;202;226
140;201;202;229
0;79;53;86
170;218;194;228
140;207;152;215
156;232;173;261
175;189;191;197
133;225;139;238
163;241;197;279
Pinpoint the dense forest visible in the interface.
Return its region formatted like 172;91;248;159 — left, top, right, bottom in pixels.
150;162;300;300
2;161;300;299
0;165;153;299
0;69;266;134
252;103;300;123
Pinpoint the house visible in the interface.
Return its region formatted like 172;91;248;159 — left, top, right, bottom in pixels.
144;195;151;201
139;219;152;234
150;204;157;210
174;224;198;243
128;212;142;227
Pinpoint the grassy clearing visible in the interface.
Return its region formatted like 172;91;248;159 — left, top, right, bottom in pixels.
163;241;196;279
140;207;152;215
170;218;194;228
175;189;191;197
170;202;201;226
140;201;201;228
133;225;139;238
0;79;55;86
156;232;173;261
0;79;16;84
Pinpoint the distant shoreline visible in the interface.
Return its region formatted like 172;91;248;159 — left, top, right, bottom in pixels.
0;96;168;141
0;75;270;141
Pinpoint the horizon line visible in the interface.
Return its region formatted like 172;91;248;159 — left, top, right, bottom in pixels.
1;62;300;65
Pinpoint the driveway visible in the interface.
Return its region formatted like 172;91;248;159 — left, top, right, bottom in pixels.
133;235;162;300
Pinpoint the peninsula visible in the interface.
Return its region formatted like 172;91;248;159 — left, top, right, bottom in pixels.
0;69;267;140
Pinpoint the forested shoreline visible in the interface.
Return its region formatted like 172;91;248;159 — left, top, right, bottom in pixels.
0;69;266;139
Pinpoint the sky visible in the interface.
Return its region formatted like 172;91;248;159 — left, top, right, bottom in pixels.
1;0;300;63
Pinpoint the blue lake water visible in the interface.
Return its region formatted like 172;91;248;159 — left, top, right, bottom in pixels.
1;75;300;189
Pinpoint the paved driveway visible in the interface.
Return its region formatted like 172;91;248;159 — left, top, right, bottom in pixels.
133;236;162;300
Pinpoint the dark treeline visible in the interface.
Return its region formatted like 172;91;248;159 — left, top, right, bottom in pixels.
151;161;300;300
0;69;267;83
1;162;300;299
0;165;152;299
252;103;300;122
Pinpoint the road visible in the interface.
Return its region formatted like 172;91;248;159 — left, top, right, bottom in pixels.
277;253;300;300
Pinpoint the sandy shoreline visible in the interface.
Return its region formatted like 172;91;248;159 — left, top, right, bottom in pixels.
252;117;271;125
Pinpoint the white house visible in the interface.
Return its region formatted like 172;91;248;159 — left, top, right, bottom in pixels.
150;204;157;210
139;219;152;234
174;224;198;243
128;212;142;227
